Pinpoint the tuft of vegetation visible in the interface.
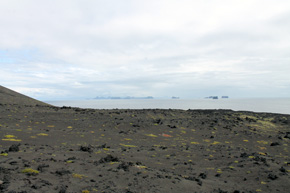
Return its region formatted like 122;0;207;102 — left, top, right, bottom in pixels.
2;134;21;141
4;135;16;138
37;133;48;136
2;138;22;142
239;115;258;120
257;140;268;145
120;143;137;147
211;141;221;145
146;134;158;137
21;168;39;175
72;173;86;179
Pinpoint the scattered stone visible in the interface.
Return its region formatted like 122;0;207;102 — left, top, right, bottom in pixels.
199;173;207;179
9;161;17;165
117;162;134;171
8;144;20;152
153;119;162;125
97;144;107;149
37;164;49;172
268;173;278;180
58;185;68;193
66;157;76;161
184;176;196;181
195;178;202;186
240;153;249;158
279;167;287;173
270;142;280;146
55;169;71;176
95;155;119;165
284;132;290;139
79;145;94;153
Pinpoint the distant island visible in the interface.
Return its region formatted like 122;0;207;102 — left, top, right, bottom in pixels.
94;96;154;100
205;96;229;99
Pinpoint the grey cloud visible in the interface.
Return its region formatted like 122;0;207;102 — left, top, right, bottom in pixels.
0;0;290;100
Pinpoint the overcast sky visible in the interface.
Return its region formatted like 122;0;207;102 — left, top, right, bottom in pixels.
1;0;290;100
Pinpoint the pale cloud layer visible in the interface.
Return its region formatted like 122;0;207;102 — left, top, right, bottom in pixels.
0;0;290;100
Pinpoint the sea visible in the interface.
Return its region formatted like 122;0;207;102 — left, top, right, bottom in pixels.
46;98;290;115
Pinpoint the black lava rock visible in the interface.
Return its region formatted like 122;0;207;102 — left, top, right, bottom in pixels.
8;144;20;152
270;142;280;146
79;145;93;153
268;173;278;180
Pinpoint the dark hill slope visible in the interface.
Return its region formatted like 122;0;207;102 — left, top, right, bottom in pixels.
0;85;49;106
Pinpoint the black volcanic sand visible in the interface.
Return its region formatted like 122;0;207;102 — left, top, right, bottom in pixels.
1;87;290;193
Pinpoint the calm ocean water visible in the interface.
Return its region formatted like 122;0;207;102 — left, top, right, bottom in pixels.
46;98;290;115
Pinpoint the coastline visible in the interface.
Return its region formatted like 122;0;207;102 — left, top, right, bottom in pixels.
46;98;290;115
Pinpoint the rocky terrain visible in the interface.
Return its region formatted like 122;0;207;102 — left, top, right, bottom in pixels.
0;86;290;193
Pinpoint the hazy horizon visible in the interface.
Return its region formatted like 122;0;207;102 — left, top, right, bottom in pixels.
1;0;290;100
44;95;290;102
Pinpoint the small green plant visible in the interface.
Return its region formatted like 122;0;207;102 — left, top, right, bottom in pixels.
120;143;137;147
37;133;48;136
21;168;39;175
145;134;158;137
4;135;16;138
72;173;86;179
